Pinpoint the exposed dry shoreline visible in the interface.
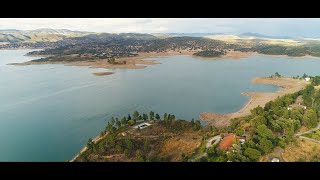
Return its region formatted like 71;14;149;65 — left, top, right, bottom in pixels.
92;72;114;76
10;50;260;70
200;77;310;128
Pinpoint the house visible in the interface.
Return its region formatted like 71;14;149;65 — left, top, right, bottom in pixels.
287;104;307;110
239;138;246;144
287;95;307;110
133;122;151;130
218;134;237;151
305;77;311;81
271;158;280;162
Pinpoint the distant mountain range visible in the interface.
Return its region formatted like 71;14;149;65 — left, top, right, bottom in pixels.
1;28;320;47
0;28;91;44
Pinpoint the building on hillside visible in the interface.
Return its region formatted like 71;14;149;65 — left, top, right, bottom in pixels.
287;95;307;110
218;134;237;151
305;77;311;81
271;158;280;162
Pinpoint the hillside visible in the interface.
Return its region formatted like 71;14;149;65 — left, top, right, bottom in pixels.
0;28;90;44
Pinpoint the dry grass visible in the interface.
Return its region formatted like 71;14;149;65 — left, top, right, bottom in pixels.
281;139;320;162
158;131;202;161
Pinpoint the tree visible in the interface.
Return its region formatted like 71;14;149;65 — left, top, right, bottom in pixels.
302;73;308;79
250;115;267;128
257;137;273;154
244;148;261;161
124;138;134;152
171;115;176;121
235;128;244;136
302;109;319;128
256;124;275;140
149;111;155;120
165;114;171;121
116;119;121;129
133;111;139;120
127;114;131;120
87;138;93;149
128;120;135;126
143;113;148;121
111;117;115;126
275;72;281;77
155;113;160;120
251;106;264;116
164;113;168;121
193;120;201;131
138;115;142;120
191;118;195;125
121;116;127;126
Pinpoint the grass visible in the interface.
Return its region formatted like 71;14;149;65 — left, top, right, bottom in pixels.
302;130;320;141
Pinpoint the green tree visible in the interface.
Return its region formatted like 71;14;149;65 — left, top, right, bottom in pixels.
191;118;195;125
127;114;132;120
275;72;281;77
116;119;121;129
164;113;168;121
155;113;160;120
133;111;139;120
149;111;155;120
193;120;201;131
302;109;319;128
250;115;267;127
111;117;115;126
257;137;273;154
138;115;142;120
87;138;93;149
166;114;171;122
235;128;245;136
143;113;148;121
244;148;261;161
128;119;135;126
257;124;275;140
121;116;127;126
171;115;176;121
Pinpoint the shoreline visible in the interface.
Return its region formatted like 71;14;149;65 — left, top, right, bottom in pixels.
9;50;320;72
199;77;310;128
70;132;108;162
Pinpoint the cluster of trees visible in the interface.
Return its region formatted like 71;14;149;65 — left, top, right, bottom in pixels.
107;58;126;65
269;72;281;78
202;84;320;162
76;110;204;162
193;50;226;57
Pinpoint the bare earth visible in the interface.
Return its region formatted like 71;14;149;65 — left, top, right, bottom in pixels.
200;77;310;128
92;72;114;76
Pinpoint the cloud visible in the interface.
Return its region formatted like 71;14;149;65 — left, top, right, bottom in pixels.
0;18;320;37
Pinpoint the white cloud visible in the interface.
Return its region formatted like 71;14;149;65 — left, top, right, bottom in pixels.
1;18;320;37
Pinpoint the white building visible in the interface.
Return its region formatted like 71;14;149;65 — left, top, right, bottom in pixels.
271;158;280;162
305;77;311;81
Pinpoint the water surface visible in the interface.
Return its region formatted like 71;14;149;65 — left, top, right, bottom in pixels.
1;50;320;161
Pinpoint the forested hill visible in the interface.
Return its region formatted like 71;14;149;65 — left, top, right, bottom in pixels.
3;30;320;58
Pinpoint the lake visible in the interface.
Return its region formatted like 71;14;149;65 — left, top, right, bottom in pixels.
1;50;320;161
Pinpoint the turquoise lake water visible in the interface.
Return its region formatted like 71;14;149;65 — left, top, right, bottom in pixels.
1;49;320;161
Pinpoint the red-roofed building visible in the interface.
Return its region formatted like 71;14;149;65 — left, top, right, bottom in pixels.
218;134;237;151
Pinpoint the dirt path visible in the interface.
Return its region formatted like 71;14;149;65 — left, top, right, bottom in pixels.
200;77;310;128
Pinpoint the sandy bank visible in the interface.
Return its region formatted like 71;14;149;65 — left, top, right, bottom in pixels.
92;72;114;76
200;77;310;128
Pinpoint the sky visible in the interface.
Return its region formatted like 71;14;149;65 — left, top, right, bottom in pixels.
1;18;320;37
